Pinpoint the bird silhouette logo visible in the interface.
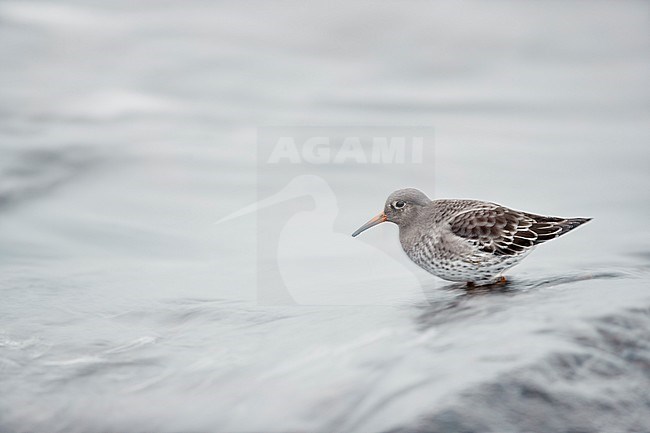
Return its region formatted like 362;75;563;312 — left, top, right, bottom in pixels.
217;175;426;305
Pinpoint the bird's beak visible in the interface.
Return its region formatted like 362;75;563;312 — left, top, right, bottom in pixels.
351;212;387;237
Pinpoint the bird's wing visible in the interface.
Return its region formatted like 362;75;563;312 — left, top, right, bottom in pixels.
449;207;568;256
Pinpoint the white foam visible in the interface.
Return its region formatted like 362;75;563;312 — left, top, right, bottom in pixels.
0;2;108;29
62;90;183;120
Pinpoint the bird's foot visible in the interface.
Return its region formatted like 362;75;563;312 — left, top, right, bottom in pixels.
466;276;507;289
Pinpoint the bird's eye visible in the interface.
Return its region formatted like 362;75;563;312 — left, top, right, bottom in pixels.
392;200;406;209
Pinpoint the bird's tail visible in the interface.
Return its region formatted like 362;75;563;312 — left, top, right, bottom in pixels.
560;217;593;233
526;215;592;244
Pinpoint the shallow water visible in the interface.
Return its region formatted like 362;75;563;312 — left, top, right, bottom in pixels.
1;1;650;432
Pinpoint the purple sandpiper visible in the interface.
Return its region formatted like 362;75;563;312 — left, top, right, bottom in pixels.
352;188;591;286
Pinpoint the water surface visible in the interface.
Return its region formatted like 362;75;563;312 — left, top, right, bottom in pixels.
1;1;650;432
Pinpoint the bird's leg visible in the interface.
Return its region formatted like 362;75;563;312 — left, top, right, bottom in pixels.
466;277;506;289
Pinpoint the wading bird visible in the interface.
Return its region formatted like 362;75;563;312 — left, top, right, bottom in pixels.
352;189;591;286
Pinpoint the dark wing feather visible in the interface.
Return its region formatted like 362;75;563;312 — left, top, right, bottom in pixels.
450;207;591;256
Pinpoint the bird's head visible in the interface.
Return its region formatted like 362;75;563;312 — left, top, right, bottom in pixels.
352;188;431;237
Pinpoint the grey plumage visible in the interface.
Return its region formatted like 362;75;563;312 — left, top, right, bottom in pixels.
352;189;591;286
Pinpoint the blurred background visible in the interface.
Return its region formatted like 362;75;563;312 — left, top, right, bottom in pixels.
1;1;649;432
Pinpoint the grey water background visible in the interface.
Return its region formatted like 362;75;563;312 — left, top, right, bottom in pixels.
1;1;650;432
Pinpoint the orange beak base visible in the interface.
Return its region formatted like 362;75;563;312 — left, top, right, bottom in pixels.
351;212;387;237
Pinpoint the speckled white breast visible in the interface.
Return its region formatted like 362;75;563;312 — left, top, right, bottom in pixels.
404;233;532;284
